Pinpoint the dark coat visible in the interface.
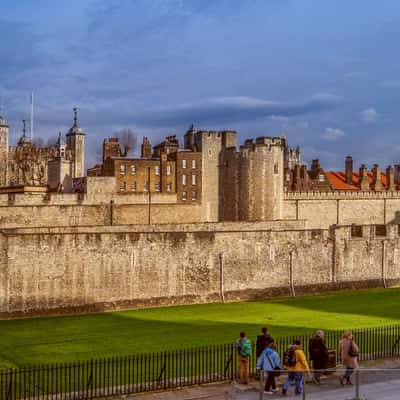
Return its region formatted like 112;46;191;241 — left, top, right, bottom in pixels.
309;336;328;370
256;333;273;357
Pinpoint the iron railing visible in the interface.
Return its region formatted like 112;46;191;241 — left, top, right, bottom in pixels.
1;324;400;399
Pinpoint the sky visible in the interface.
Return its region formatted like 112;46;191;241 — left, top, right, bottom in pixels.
1;0;400;170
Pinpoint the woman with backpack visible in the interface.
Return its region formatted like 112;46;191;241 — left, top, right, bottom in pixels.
256;342;282;394
282;339;310;396
236;331;252;384
339;331;359;385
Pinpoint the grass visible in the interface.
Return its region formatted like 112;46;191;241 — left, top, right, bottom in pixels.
1;287;400;369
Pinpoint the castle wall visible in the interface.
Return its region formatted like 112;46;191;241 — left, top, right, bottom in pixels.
283;192;400;229
0;221;399;317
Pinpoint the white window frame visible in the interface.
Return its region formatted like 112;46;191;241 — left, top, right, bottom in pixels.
182;174;187;185
120;164;126;175
131;181;136;192
143;181;149;192
155;165;160;176
166;182;172;192
155;182;161;192
131;165;136;175
166;164;171;175
119;181;126;192
192;174;196;185
192;191;197;200
182;159;187;169
182;191;187;200
192;159;196;169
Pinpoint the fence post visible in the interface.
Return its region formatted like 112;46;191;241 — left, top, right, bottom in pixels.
355;368;360;400
302;372;306;400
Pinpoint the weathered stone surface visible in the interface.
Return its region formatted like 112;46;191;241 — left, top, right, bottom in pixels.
0;221;398;318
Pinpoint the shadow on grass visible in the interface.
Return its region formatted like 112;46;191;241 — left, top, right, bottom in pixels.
1;287;399;368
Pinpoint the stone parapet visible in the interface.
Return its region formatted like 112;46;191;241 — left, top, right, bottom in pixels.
285;191;400;200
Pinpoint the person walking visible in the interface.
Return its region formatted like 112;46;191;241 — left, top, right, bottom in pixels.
309;330;328;384
256;327;273;358
339;331;359;385
236;331;252;384
256;342;282;394
282;339;310;396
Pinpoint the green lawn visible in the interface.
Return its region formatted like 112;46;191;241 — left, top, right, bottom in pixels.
1;287;400;369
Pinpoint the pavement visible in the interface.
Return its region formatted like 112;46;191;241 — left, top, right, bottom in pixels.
118;359;400;400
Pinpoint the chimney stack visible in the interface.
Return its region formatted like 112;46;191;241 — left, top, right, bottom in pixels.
345;156;353;185
300;165;309;191
372;164;383;191
311;159;320;179
386;165;395;191
141;137;152;158
394;165;400;189
359;164;370;191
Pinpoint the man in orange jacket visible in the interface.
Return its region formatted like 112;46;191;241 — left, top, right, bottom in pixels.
282;339;310;396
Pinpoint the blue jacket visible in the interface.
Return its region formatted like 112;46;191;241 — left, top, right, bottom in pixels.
257;348;282;371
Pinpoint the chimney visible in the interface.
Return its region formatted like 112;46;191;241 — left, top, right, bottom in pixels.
311;159;320;179
372;164;383;191
141;137;152;158
359;164;370;191
386;165;395;191
300;165;309;191
394;165;400;189
345;156;353;185
292;164;301;191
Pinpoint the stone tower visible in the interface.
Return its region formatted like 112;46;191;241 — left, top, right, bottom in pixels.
66;107;85;178
48;132;72;192
238;137;284;221
186;129;237;222
0;115;9;186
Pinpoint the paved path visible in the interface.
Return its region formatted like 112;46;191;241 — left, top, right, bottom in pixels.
125;359;400;400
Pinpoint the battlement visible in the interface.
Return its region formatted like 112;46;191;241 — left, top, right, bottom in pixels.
285;190;400;200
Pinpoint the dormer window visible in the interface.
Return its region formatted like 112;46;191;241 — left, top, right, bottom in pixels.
319;173;325;182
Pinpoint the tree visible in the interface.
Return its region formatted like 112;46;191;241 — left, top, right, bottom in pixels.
115;128;137;156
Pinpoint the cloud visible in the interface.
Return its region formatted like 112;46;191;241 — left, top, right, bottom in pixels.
360;108;378;123
269;115;289;121
379;80;400;89
121;93;341;128
322;127;345;141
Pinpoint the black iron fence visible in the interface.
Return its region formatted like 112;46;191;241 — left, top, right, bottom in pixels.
1;324;400;399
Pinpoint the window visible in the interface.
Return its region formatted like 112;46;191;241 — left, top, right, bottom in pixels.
119;181;126;192
120;164;126;175
274;163;278;174
155;165;160;176
143;181;149;192
192;191;197;200
192;174;196;185
182;191;187;200
166;164;171;175
131;181;136;192
192;159;196;169
319;173;325;182
155;182;160;192
166;182;172;192
182;174;187;185
131;165;136;175
182;159;187;169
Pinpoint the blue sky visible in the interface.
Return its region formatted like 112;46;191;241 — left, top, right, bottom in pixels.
1;0;400;169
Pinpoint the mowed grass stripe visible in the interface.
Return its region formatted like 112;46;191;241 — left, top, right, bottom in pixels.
0;287;399;368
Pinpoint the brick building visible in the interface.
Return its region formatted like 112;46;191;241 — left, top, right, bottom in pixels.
92;134;202;204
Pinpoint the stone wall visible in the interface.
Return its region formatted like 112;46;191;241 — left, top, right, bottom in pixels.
283;191;400;229
0;220;398;317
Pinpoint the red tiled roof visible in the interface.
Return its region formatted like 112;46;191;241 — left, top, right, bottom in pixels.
325;171;387;190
